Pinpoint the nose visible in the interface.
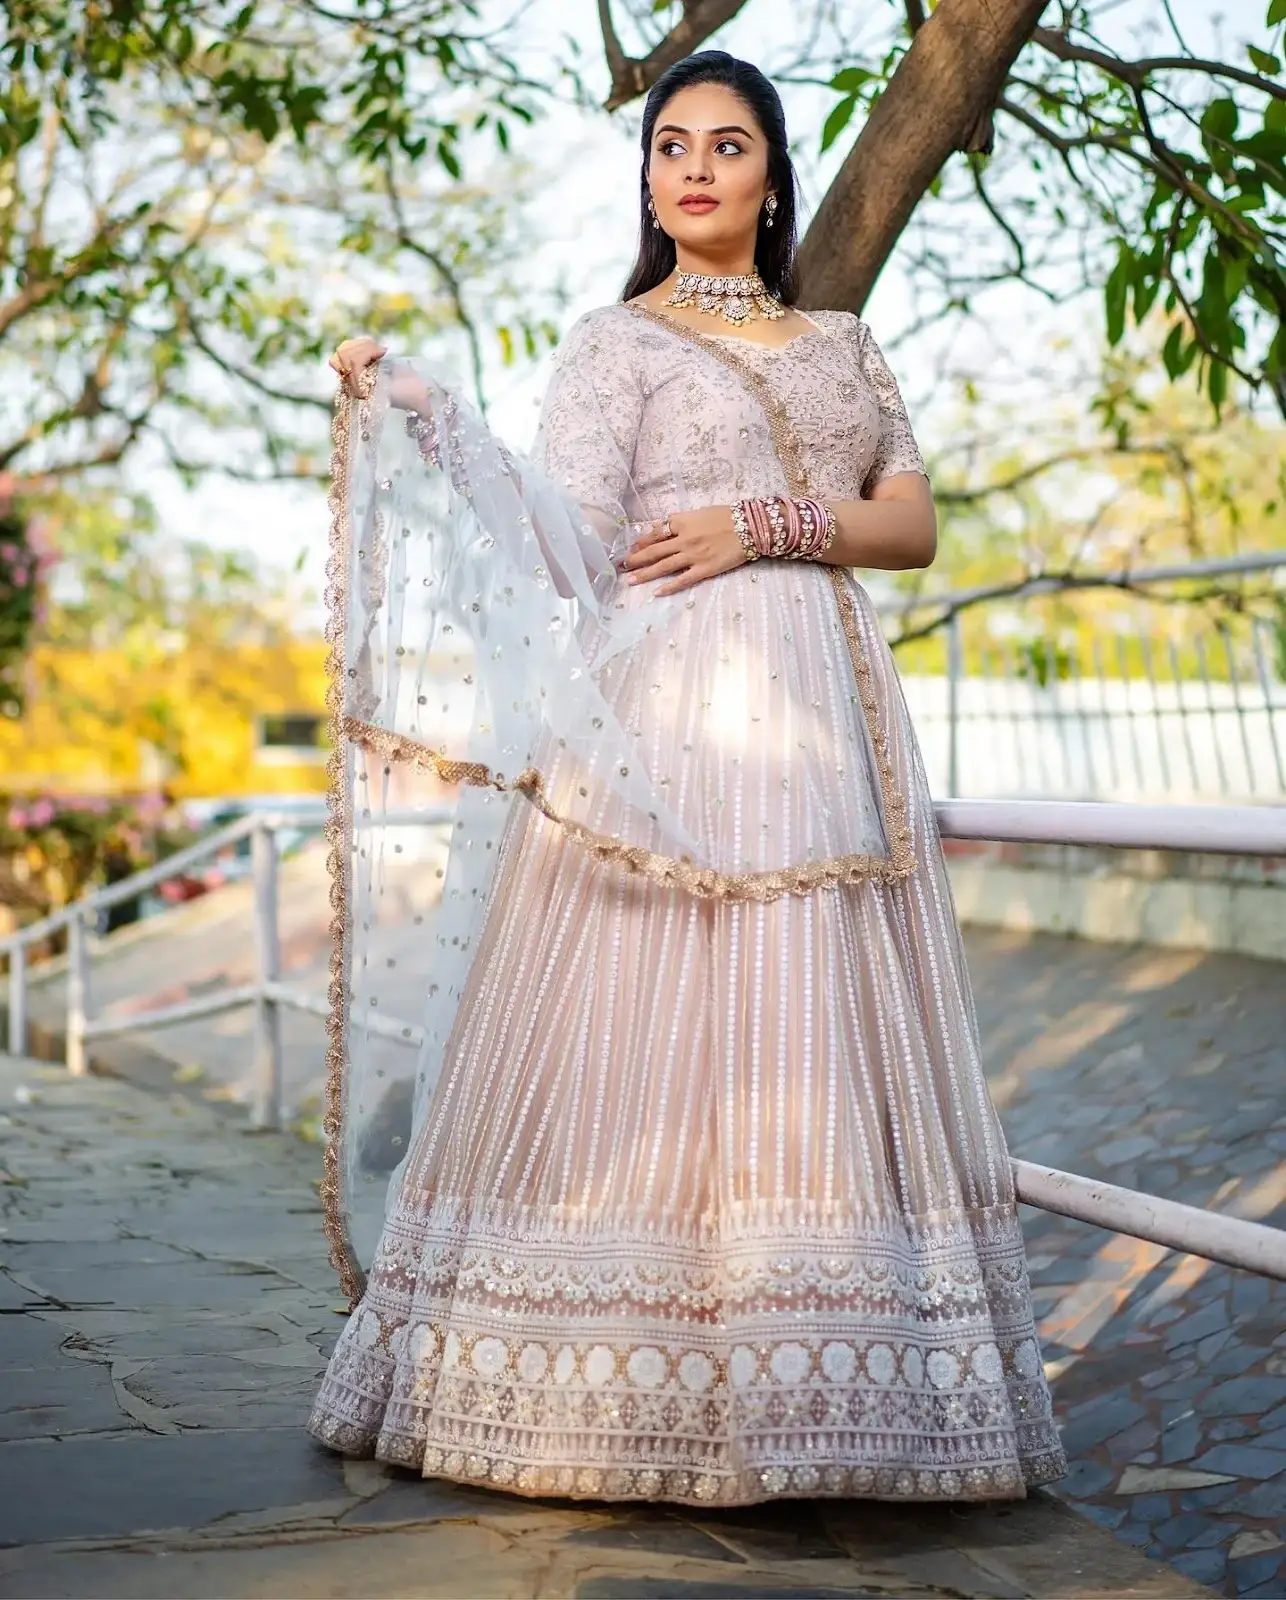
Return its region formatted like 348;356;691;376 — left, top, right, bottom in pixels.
683;146;714;184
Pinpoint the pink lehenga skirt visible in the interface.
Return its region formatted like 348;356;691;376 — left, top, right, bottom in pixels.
308;575;1065;1506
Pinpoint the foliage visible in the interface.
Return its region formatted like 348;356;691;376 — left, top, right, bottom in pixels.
878;323;1286;661
0;0;548;493
23;486;303;784
599;0;1286;416
0;490;56;716
1;0;535;176
0;790;194;938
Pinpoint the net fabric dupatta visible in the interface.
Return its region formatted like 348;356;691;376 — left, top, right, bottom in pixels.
322;331;911;1298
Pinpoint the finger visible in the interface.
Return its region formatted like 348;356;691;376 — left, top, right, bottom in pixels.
627;544;687;575
629;552;690;583
655;568;708;597
626;521;670;556
623;536;682;571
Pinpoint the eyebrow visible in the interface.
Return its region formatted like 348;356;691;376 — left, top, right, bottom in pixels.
655;123;755;139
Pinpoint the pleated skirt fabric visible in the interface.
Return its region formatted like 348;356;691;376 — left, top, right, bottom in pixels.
309;659;1067;1502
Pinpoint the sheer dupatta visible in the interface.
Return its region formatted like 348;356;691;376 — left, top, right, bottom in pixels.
321;318;909;1299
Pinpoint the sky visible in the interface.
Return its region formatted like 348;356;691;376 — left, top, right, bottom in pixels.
145;0;1250;612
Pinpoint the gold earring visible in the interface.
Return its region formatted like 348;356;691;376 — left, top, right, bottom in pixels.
647;195;659;229
764;194;778;228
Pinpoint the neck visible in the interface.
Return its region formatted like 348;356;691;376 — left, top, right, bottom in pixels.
671;245;759;279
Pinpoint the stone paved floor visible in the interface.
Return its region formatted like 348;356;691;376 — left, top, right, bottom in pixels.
0;1051;1199;1600
967;931;1286;1597
0;925;1282;1597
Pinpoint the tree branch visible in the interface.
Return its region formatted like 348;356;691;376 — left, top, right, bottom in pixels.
1032;26;1286;102
381;166;488;413
796;0;1052;313
602;0;750;113
186;324;331;413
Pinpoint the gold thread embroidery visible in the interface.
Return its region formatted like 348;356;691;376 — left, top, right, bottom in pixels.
323;321;919;1305
324;368;376;1309
626;305;914;879
343;716;914;900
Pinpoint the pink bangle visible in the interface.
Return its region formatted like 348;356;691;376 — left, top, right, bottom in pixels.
730;497;835;561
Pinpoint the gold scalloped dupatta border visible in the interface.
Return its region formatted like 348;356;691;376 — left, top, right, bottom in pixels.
321;367;374;1307
321;331;917;1303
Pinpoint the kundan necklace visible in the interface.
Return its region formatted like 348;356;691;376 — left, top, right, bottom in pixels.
662;270;784;326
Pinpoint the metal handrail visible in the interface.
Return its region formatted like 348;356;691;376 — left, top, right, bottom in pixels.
887;549;1286;615
2;797;1284;1280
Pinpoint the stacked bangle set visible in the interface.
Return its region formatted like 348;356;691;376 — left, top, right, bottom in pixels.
731;496;837;563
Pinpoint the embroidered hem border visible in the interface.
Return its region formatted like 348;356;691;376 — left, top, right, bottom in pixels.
306;1412;1066;1508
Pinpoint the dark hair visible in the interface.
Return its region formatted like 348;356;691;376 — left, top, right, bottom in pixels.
621;51;799;305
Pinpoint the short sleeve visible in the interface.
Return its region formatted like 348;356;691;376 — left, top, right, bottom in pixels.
855;321;926;493
532;308;643;519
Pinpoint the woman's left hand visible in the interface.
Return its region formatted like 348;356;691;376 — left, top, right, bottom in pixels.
622;506;746;596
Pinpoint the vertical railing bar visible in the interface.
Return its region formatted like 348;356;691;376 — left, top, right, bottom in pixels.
1220;623;1257;798
1092;637;1121;795
1044;629;1074;796
979;644;1005;798
1139;633;1172;795
1252;618;1286;791
1168;636;1202;800
947;610;962;797
1116;633;1146;795
8;942;28;1058
66;913;90;1078
1068;642;1098;799
251;821;284;1130
1194;633;1230;796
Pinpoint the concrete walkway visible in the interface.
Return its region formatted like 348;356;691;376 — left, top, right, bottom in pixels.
0;1050;1207;1600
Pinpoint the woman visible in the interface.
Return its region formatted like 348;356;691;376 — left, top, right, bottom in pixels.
309;50;1065;1507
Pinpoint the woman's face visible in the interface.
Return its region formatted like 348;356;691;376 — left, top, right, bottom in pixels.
646;83;772;257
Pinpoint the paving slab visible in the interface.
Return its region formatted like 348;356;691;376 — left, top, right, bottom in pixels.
6;916;1283;1599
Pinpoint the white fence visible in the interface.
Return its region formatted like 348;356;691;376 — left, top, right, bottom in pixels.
3;796;1285;1284
882;552;1286;803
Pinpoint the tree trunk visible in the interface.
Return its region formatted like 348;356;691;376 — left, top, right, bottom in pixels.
797;0;1050;312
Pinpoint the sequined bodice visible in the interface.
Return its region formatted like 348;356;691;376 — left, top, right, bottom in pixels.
534;304;925;523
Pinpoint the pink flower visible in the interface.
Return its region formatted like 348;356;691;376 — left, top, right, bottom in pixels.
135;791;166;825
28;799;54;826
7;807;27;829
0;544;16;564
10;566;28;588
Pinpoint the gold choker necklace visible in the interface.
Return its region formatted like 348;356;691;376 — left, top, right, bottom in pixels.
662;271;784;326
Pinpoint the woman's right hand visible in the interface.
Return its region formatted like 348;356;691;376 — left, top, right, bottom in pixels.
329;336;387;384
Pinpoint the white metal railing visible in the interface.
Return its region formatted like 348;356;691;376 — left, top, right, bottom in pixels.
0;805;450;1126
2;797;1284;1280
881;551;1286;804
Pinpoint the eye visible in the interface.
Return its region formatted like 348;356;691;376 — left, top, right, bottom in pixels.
658;138;686;157
714;138;744;156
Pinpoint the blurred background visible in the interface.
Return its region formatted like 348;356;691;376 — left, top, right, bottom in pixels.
0;0;1282;1112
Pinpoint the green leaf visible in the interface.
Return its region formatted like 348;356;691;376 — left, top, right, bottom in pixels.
1133;269;1160;323
1201;98;1239;144
1162;323;1186;379
821;94;857;153
829;66;875;92
1104;248;1132;345
1248;45;1281;74
1208;356;1228;410
1269;0;1286;25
